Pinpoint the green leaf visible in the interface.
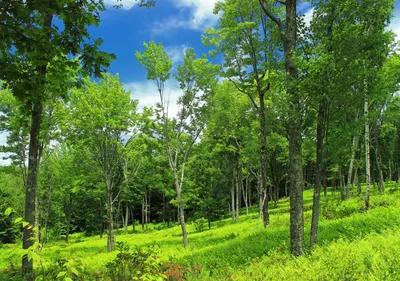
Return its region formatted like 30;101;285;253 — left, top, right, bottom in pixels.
57;271;67;278
4;207;12;216
64;277;73;281
14;217;23;224
69;266;80;276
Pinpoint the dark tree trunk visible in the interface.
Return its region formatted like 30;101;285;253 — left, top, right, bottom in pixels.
22;100;43;279
310;98;325;248
285;0;305;256
259;91;269;226
65;195;72;243
106;185;115;252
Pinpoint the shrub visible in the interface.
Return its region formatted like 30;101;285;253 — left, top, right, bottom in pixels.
105;241;166;281
193;218;207;232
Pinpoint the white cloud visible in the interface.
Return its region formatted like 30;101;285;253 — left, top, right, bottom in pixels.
124;80;182;117
304;8;315;28
151;0;220;33
165;44;189;65
103;0;138;10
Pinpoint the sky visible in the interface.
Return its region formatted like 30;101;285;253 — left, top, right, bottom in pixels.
0;0;400;165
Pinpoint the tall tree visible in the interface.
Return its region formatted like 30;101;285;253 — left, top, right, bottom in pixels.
0;1;115;276
136;42;218;247
67;74;137;252
258;0;305;255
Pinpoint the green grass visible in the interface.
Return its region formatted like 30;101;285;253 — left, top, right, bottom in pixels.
1;183;400;280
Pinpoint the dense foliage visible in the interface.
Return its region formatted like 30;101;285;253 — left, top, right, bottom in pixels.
0;0;400;279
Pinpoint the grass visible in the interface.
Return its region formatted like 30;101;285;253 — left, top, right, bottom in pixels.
1;182;399;280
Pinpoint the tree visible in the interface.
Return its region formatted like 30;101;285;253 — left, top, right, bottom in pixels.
258;0;305;256
67;74;137;252
136;42;219;247
203;0;284;227
0;1;115;276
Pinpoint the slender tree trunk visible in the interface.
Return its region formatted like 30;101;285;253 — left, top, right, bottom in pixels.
106;184;115;252
357;167;362;196
174;174;188;247
243;175;249;215
338;162;345;200
231;169;236;222
22;100;42;279
124;205;129;234
347;135;359;199
236;156;240;221
100;197;104;239
310;98;325;248
364;92;371;210
65;196;72;243
131;206;135;232
374;123;385;192
259;95;269;226
141;196;145;231
388;158;392;182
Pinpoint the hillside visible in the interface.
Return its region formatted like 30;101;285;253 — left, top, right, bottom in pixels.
1;184;400;280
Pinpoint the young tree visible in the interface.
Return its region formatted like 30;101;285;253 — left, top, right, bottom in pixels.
136;42;219;247
67;74;137;252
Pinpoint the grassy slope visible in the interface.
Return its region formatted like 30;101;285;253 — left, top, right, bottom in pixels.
1;183;400;280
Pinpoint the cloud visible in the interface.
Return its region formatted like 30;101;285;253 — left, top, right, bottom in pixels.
165;44;189;65
151;0;220;33
303;8;315;28
124;80;182;117
103;0;138;10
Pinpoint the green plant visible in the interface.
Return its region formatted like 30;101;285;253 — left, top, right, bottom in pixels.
193;218;207;233
105;241;166;281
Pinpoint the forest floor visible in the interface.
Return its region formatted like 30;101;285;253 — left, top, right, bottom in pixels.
1;183;400;280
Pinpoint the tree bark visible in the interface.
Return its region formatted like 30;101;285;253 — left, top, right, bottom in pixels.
243;175;249;215
22;100;43;279
231;168;236;222
106;183;115;252
310;98;325;248
259;91;269;226
174;173;188;247
364;92;371;210
373;123;385;192
236;155;240;221
347;135;359;199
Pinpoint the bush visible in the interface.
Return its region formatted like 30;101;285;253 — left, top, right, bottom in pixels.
193;218;207;232
105;241;166;281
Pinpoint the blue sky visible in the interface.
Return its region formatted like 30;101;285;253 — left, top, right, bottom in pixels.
0;0;400;165
95;0;400;113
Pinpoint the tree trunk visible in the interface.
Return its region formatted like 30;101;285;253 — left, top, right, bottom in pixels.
364;92;371;210
285;0;305;256
259;93;269;226
374;123;385;192
65;196;72;243
124;205;129;234
243;175;249;215
141;197;145;231
130;206;135;232
35;193;40;243
22;100;42;279
106;185;115;252
357;167;362;196
310;98;325;248
231;170;236;222
175;175;188;248
236;156;240;221
388;158;392;182
347;135;359;199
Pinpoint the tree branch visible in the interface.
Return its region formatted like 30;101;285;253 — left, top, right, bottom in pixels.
258;0;283;34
